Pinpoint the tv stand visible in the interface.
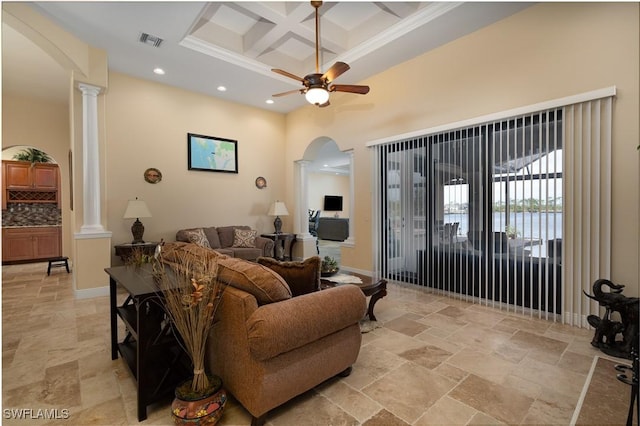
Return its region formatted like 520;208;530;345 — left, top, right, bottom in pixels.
317;218;349;241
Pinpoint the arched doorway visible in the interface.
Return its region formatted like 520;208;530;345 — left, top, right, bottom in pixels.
295;137;354;259
3;20;72;265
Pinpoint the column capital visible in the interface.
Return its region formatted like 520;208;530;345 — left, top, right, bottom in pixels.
77;82;102;96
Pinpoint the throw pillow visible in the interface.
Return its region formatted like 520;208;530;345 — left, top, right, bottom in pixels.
217;257;291;305
182;228;211;249
202;227;222;249
257;256;321;297
160;242;226;272
217;226;249;248
232;229;257;248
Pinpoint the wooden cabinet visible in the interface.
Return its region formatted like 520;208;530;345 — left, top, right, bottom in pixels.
4;161;59;190
5;161;31;189
2;227;62;262
3;161;60;208
32;165;58;190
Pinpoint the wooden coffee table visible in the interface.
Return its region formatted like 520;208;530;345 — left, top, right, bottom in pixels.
321;272;387;321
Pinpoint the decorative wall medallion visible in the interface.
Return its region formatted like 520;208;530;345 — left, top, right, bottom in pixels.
144;168;162;184
255;176;267;189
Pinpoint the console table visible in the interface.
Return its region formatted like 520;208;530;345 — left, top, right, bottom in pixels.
106;265;189;421
114;242;158;262
261;233;297;261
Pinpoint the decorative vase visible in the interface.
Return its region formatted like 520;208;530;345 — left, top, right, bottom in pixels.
171;376;227;425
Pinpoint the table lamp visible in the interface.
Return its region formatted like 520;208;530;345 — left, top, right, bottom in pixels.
123;198;152;244
268;201;289;234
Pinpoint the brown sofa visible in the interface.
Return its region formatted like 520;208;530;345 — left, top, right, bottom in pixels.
176;225;274;261
207;254;367;425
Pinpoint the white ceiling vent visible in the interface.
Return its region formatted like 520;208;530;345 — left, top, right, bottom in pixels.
138;33;163;48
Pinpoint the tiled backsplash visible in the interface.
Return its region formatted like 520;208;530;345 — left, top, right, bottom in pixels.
2;203;62;227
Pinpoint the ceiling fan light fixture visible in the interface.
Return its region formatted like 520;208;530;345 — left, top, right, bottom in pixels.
270;1;369;106
305;87;329;105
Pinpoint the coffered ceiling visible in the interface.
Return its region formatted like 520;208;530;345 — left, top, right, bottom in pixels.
3;2;533;114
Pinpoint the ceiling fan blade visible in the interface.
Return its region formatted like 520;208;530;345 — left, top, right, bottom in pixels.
330;84;370;95
272;89;303;97
322;62;350;83
271;68;305;83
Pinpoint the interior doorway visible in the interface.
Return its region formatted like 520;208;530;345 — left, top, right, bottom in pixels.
2;146;65;263
296;137;354;260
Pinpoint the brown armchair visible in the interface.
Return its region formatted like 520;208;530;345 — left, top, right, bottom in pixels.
206;256;366;425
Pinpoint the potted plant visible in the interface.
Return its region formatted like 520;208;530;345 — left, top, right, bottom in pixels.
152;244;228;425
505;225;520;239
321;255;339;277
12;148;52;163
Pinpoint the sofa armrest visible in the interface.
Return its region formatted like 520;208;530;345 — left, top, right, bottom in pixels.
246;285;366;361
254;236;274;258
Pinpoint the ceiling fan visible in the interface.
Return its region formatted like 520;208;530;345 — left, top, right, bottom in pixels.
271;1;370;107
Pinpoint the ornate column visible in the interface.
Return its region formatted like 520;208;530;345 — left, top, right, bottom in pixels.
345;150;355;245
78;83;105;233
295;160;312;238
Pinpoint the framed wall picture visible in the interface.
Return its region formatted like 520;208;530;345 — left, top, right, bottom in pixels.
187;133;238;173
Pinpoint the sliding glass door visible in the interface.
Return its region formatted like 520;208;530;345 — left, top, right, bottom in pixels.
379;139;427;281
375;109;564;316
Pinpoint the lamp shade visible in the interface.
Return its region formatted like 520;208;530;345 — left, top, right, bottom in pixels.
305;87;329;105
123;199;152;219
268;201;289;217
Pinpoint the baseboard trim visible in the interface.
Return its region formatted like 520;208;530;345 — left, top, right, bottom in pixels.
75;285;109;299
340;266;372;277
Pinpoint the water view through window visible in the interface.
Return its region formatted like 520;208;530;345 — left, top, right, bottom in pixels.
444;148;562;257
376;109;563;314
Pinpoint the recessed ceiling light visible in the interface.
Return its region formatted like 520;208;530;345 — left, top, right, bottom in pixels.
323;164;329;167
153;68;165;75
217;86;227;92
266;99;274;104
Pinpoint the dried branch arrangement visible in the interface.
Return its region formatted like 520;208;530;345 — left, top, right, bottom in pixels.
153;244;227;395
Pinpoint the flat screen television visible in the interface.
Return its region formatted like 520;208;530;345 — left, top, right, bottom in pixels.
323;195;343;211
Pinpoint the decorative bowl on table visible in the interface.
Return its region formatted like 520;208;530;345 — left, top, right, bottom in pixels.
321;268;339;278
321;256;339;277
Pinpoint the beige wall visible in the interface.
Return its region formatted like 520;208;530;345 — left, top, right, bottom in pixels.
2;94;72;258
284;3;640;295
308;172;350;218
104;72;287;264
3;3;638;300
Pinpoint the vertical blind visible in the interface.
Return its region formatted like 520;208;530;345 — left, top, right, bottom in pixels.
372;96;612;325
563;97;612;326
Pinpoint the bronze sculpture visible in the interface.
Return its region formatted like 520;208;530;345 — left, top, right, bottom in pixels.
584;278;639;359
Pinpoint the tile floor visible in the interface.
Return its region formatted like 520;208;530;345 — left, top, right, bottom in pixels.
1;261;628;425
